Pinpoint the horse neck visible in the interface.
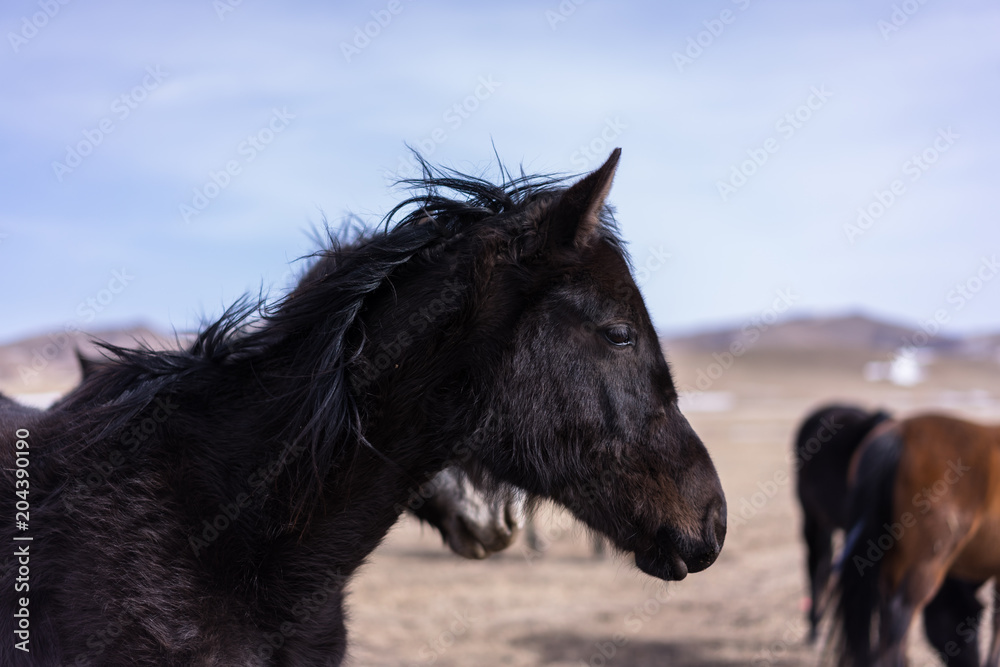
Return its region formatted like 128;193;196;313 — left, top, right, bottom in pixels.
348;241;492;461
252;240;483;509
234;248;492;586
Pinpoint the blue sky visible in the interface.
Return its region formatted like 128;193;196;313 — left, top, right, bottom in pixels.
1;0;998;344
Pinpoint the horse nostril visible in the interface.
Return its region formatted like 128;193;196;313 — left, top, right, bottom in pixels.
709;501;727;551
685;547;718;573
714;515;726;550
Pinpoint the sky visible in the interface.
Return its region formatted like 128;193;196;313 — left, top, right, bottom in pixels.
1;0;998;345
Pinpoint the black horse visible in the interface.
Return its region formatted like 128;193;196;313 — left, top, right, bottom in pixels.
795;404;987;665
1;150;726;665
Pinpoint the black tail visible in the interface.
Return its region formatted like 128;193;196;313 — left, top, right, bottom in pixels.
832;425;903;667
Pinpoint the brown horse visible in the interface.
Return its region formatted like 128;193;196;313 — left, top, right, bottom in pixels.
833;413;1000;666
795;404;989;667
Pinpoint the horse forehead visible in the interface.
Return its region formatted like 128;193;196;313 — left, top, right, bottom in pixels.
579;240;642;306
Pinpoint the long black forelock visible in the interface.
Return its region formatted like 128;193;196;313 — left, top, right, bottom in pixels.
57;154;623;528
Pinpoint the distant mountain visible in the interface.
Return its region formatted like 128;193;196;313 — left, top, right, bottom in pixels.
0;324;184;394
664;313;993;358
956;333;1000;360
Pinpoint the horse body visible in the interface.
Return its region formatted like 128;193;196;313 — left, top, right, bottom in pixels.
797;405;990;666
1;151;726;665
893;417;1000;585
833;413;1000;667
76;327;524;562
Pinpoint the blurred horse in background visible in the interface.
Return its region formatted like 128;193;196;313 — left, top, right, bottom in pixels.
796;404;989;666
828;412;999;666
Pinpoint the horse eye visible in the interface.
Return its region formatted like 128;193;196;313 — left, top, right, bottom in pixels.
602;325;633;347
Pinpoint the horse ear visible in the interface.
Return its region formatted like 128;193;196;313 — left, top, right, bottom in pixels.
546;148;621;250
76;348;95;379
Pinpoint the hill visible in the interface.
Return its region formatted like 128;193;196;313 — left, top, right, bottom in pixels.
0;324;184;394
664;313;993;358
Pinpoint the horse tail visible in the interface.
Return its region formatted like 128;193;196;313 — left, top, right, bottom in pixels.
832;425;903;666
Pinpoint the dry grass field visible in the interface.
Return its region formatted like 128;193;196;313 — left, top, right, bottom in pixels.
4;329;999;666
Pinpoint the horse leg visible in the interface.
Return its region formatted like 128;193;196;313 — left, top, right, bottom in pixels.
524;513;541;552
881;544;977;667
986;581;1000;667
802;513;834;642
877;587;918;667
591;533;606;559
922;577;983;667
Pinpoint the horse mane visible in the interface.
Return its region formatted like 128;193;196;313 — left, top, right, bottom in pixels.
53;157;619;527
